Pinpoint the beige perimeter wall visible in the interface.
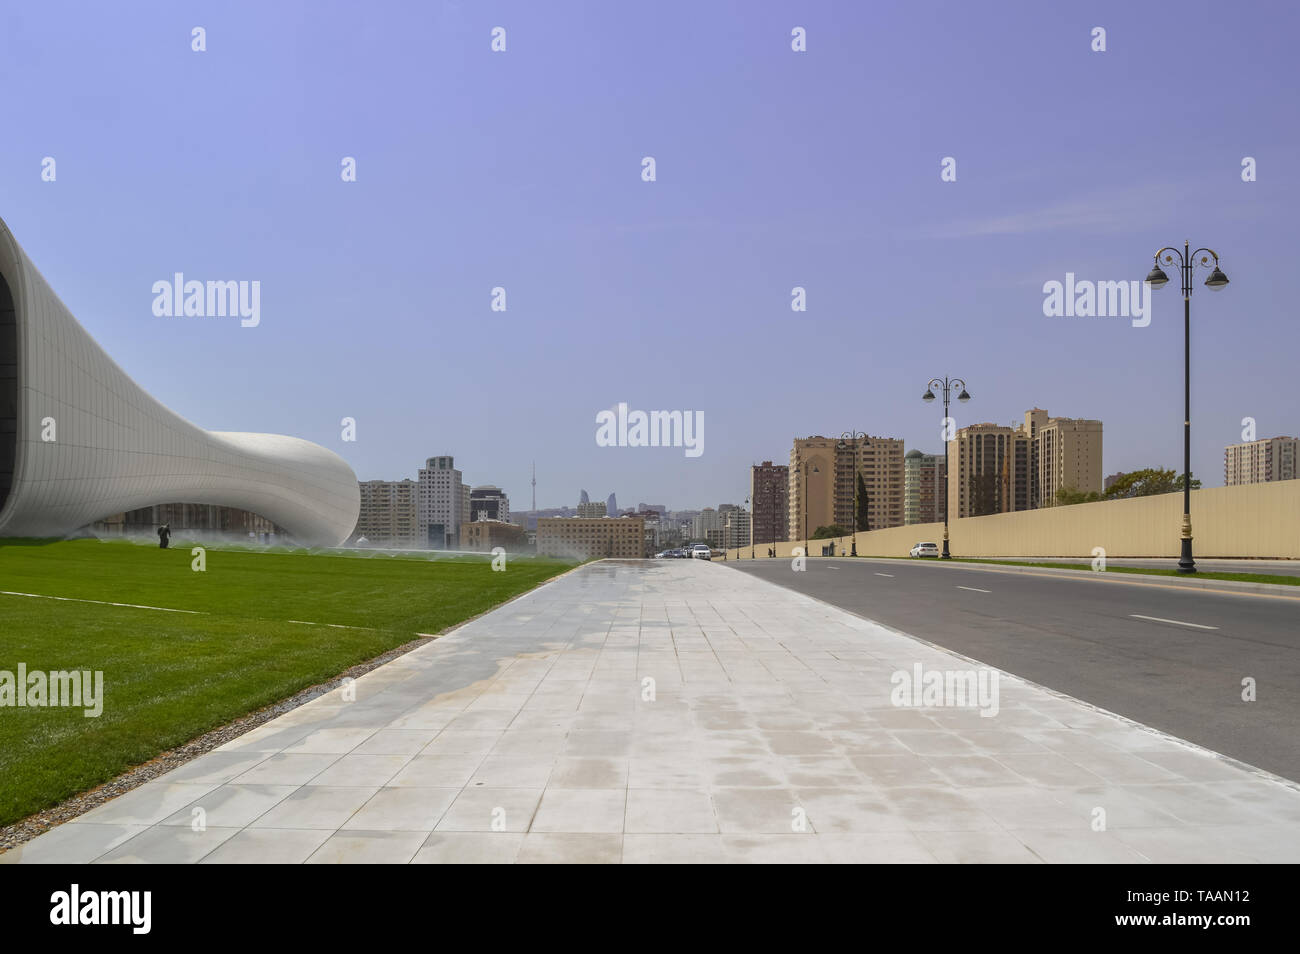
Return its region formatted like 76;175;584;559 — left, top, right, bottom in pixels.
727;481;1300;560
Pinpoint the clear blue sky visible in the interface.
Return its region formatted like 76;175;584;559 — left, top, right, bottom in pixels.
3;0;1296;510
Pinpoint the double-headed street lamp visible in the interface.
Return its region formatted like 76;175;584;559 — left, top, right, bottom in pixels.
922;377;970;560
836;430;869;556
1145;242;1229;574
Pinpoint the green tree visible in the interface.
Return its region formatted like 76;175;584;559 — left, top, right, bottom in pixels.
855;472;871;532
812;524;848;539
1104;468;1202;499
1054;486;1102;506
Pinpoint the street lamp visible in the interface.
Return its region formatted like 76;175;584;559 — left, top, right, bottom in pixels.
1145;241;1228;574
746;494;754;559
802;459;819;554
922;377;970;559
837;430;869;556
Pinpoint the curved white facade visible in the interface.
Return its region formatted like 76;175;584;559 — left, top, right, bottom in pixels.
0;215;359;546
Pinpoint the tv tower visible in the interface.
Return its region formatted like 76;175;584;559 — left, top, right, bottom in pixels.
531;460;536;512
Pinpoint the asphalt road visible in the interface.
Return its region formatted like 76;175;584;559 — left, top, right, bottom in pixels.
730;557;1300;782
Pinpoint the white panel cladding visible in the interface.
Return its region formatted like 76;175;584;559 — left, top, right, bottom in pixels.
0;215;358;546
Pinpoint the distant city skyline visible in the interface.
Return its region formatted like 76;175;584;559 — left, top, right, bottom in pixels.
4;1;1296;510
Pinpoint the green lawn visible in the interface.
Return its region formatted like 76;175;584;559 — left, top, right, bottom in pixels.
0;537;574;827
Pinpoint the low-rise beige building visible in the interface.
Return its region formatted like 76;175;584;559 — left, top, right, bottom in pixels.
537;516;646;559
459;519;528;552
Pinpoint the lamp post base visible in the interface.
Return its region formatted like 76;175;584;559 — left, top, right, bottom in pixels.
1177;537;1196;574
941;535;951;560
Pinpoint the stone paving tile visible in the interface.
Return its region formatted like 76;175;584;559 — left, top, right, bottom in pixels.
249;786;379;830
516;833;623;864
95;826;242;863
158;784;298;829
199;828;333;864
341;787;460;831
2;824;148;864
15;559;1300;864
70;782;221;827
412;832;524;864
305;830;427;864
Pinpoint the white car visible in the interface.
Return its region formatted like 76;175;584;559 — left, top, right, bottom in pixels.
909;542;939;558
690;544;712;561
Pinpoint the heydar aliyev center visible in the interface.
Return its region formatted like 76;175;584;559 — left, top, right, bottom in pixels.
0;215;359;547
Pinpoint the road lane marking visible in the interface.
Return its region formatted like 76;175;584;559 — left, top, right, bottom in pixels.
875;572;894;577
957;585;991;593
1130;614;1219;630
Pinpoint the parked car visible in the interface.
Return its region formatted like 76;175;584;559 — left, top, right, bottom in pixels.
909;542;939;558
691;543;712;561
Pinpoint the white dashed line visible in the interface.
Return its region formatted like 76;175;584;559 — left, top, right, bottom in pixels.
875;572;894;577
957;585;991;593
0;590;203;614
1130;614;1219;631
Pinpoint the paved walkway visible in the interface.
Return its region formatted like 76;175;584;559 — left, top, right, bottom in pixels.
8;560;1300;863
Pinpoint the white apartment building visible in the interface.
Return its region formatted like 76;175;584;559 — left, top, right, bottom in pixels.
417;455;466;549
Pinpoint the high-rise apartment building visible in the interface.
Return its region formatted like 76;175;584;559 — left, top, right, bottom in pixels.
839;435;905;530
352;479;420;547
723;508;751;550
788;437;839;541
1224;437;1299;485
789;435;904;540
1028;409;1103;506
750;461;789;545
948;409;1102;516
947;424;1032;518
693;507;723;546
904;450;946;525
469;485;510;523
417;456;466;549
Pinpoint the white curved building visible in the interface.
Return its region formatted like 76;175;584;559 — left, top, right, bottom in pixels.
0;215;359;546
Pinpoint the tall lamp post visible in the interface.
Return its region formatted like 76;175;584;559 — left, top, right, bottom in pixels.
922;377;970;560
801;458;819;555
772;472;780;558
837;430;868;556
746;494;754;559
1145;242;1229;574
